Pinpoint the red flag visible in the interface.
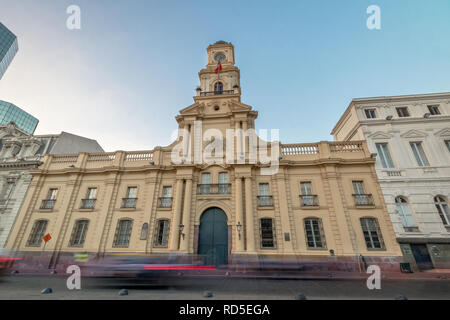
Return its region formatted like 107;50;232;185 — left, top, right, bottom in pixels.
215;62;222;73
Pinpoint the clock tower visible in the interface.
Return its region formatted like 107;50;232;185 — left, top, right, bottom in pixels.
196;41;241;100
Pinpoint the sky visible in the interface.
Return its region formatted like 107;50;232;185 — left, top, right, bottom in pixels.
0;0;449;152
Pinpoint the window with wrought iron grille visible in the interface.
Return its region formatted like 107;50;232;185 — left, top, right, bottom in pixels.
154;219;170;247
113;219;133;247
69;220;89;247
360;218;385;250
304;218;326;249
260;218;275;248
26;220;48;246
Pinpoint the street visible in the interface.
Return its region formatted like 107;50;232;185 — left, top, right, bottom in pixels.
0;274;449;300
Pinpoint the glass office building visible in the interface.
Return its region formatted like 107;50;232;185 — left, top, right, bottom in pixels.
0;22;18;80
0;100;39;134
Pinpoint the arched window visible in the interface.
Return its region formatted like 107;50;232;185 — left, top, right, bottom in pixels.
434;196;450;226
69;219;89;247
140;223;149;240
395;196;416;229
113;219;133;247
214;82;223;94
360;218;384;250
304;218;326;249
260;218;275;248
26;219;48;247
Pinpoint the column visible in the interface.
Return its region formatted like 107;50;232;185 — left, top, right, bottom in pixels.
180;178;193;252
170;179;184;251
244;177;255;252
235;177;244;251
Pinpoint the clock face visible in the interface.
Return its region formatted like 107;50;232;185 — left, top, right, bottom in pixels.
214;52;226;62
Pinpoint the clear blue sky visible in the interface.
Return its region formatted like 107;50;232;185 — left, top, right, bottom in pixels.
0;0;449;151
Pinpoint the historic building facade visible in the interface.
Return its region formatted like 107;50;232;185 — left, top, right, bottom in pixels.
0;122;104;247
6;42;402;270
332;93;450;270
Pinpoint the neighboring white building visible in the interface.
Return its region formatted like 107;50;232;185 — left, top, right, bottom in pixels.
0;122;103;247
332;92;450;270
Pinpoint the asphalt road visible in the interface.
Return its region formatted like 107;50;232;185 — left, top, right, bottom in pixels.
0;274;449;300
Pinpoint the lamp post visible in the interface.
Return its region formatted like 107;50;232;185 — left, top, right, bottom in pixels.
236;221;242;240
179;224;185;240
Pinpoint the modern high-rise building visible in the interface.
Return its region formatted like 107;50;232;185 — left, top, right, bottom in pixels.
0;100;39;134
332;93;450;271
0;22;18;80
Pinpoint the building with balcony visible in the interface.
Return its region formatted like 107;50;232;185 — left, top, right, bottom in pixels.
332;92;450;270
6;42;402;271
0;122;103;247
0;22;18;80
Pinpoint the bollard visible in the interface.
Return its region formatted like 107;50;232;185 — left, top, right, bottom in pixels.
41;288;53;294
119;289;129;296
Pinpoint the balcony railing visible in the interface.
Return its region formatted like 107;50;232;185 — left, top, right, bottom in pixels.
197;184;231;195
80;198;96;209
121;198;137;209
200;90;235;97
352;194;374;206
40;199;56;210
157;197;173;208
300;195;319;207
258;195;274;207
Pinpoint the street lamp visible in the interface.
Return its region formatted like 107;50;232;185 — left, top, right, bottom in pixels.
236;221;242;240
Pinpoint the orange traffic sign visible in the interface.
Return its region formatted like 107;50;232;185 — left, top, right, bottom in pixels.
43;233;51;243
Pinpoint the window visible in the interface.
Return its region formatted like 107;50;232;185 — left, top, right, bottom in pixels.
395;197;416;229
300;182;317;206
140;223;149;240
214;82;223;94
87;188;97;199
122;187;137;208
304;218;326;248
69;220;89;247
219;172;228;194
200;173;211;194
27;220;48;246
428;105;440;115
41;188;58;209
434;196;450;226
258;183;273;206
360;218;384;249
113;219;133;247
154;219;170;247
410;142;430;166
162;186;172;197
396;107;410;117
445;140;450;153
375;143;394;168
126;187;137;198
364;109;377;119
352;181;373;206
48;188;58;200
260;218;275;248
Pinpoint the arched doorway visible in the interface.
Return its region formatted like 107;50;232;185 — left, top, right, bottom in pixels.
198;207;228;266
